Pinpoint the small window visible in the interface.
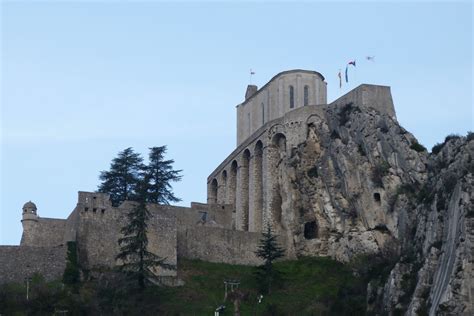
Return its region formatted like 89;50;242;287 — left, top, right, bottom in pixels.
93;196;97;200
248;113;251;134
93;208;97;213
261;102;265;124
304;221;317;239
304;85;309;106
101;209;105;214
289;86;294;108
84;207;89;212
374;193;381;203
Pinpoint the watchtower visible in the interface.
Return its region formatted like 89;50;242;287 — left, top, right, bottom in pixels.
21;201;39;245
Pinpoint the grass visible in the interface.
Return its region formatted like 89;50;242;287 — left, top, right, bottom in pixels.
156;257;366;315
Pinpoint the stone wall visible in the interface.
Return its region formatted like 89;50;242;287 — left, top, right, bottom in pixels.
76;200;177;276
20;218;67;247
177;226;264;265
0;245;66;284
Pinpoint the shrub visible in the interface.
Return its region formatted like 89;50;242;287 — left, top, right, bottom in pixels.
467;131;474;142
444;134;461;143
416;185;434;204
432;134;461;155
410;141;427;152
338;102;360;126
371;161;390;187
444;173;458;195
431;143;444;155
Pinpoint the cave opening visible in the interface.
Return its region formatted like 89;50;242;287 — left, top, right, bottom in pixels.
304;221;318;239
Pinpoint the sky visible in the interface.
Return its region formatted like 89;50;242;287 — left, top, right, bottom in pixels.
0;1;472;245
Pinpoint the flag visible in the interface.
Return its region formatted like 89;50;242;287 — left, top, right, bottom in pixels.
338;70;342;88
345;60;356;83
250;69;255;75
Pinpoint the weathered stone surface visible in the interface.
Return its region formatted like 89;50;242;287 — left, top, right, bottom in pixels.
0;245;66;284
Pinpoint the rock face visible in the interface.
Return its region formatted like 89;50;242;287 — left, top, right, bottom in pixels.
273;102;473;315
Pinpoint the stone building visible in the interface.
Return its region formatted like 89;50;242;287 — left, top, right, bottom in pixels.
207;69;395;236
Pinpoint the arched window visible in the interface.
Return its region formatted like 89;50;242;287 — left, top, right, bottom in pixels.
289;86;294;108
261;102;265;124
247;113;251;134
304;85;309;106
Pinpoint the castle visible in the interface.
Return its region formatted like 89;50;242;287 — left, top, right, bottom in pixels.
0;69;397;284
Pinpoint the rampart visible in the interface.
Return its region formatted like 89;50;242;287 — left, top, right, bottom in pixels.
75;194;178;276
0;245;67;284
20;218;66;247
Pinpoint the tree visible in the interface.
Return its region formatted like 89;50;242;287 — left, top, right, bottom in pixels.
116;181;174;290
98;148;144;206
144;146;182;204
255;225;285;294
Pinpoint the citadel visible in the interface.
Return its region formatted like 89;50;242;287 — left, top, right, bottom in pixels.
0;69;396;280
1;69;472;315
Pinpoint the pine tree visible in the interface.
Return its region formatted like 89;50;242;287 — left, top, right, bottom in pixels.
116;180;174;290
144;146;182;204
98;147;144;206
255;225;285;294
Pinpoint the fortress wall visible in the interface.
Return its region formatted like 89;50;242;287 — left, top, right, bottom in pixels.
76;204;177;276
20;218;67;247
329;84;396;119
63;207;80;243
0;245;66;284
148;203;233;230
177;226;263;265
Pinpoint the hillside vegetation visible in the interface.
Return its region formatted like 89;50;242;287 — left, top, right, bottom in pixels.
0;257;367;315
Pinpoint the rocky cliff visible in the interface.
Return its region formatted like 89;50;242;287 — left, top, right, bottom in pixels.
273;101;472;315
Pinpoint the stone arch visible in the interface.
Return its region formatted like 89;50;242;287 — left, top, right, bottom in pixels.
209;178;218;204
250;140;263;232
238;149;251;231
268;133;287;229
219;170;228;204
272;133;287;156
229;160;238;229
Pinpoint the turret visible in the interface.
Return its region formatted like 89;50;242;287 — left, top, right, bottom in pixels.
21;201;38;245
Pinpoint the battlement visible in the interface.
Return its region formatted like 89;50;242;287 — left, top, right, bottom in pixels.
77;191;112;214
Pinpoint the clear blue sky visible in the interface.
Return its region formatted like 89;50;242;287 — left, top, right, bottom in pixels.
1;1;472;245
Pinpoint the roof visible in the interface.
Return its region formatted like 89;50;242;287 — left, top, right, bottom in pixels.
23;201;37;210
